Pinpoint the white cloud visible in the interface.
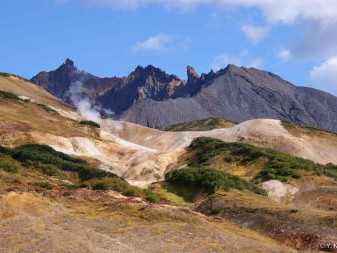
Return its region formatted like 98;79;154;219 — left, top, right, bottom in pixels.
133;34;191;52
211;51;262;71
278;49;291;62
133;34;174;51
61;0;337;60
241;24;269;44
310;57;337;95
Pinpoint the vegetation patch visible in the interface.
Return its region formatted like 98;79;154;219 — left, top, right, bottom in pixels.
85;177;162;203
0;158;19;173
0;143;163;202
166;167;267;196
1;143;119;181
10;144;118;182
165;118;236;131
0;72;30;82
80;120;101;128
158;184;201;204
0;72;11;78
24;160;64;177
189;137;337;182
38;104;58;113
34;181;53;190
281;120;337;136
0;90;20;101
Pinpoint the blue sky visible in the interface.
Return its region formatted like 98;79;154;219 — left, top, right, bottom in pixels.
1;0;337;95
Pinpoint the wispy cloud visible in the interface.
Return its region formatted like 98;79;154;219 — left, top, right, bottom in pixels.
277;49;291;62
132;34;191;52
133;34;174;52
241;24;269;44
310;57;337;95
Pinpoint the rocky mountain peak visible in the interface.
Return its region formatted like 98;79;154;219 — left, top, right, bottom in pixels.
129;65;181;85
65;58;75;67
187;66;199;82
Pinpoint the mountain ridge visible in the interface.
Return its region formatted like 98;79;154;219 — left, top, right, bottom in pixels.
31;59;337;131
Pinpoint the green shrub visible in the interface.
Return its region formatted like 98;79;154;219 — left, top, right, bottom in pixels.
223;155;235;163
10;144;119;182
34;181;53;190
0;145;11;155
210;207;222;215
24;160;64;176
166;167;267;196
0;160;18;173
0;72;11;77
80;120;101;128
88;177;141;195
0;90;20;101
38;104;57;113
144;189;161;203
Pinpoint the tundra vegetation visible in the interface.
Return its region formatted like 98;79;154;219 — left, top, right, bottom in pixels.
0;144;161;202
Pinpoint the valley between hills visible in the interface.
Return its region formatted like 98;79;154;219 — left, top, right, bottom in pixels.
1;73;337;252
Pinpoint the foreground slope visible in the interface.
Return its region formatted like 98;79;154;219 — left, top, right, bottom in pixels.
31;60;337;131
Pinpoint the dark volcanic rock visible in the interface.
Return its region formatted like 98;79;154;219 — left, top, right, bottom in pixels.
31;60;337;131
31;59;122;104
98;65;185;114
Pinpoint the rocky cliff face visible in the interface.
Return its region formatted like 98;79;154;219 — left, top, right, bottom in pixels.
31;59;337;131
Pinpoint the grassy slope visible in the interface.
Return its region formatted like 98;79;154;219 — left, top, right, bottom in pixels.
0;90;99;146
0;143;161;202
282;120;337;136
182;137;337;183
0;74;72;111
165;118;236;131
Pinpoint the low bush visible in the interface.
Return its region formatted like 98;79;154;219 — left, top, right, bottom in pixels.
87;177;162;202
24;160;64;177
88;177;141;195
144;189;161;203
34;181;53;190
0;72;11;77
0;90;20;101
38;104;57;113
0;145;11;155
166;167;267;195
80;120;101;128
0;159;18;173
7;144;119;182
